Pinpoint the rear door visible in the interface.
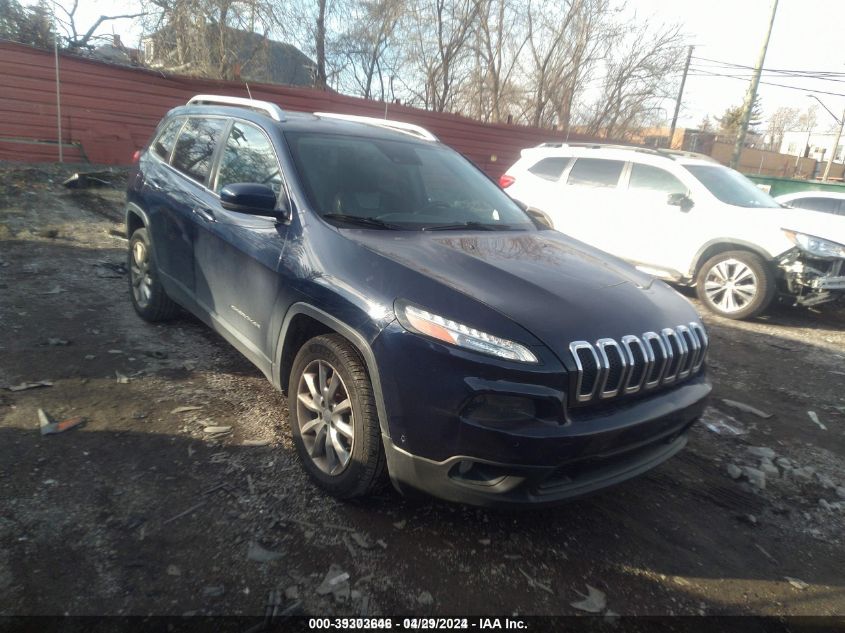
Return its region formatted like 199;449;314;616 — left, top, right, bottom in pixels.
193;119;289;372
148;116;227;301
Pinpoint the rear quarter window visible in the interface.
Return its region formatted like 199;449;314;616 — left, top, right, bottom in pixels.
789;197;843;214
528;157;570;181
151;117;184;161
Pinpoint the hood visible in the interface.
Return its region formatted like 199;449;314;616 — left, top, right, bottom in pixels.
343;229;702;352
777;207;845;247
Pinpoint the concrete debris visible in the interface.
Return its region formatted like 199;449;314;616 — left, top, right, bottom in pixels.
350;532;373;549
203;426;233;435
7;380;53;392
166;564;181;576
47;338;70;346
203;585;225;598
759;458;779;477
726;464;743;479
784;576;809;590
144;350;168;359
115;371;130;384
791;467;814;484
518;568;554;595
837;487;845;500
700;408;746;435
242;439;271;447
38;409;85;436
171;406;203;414
747;446;776;459
393;520;406;530
817;475;836;490
247;541;284;563
285;586;300;601
819;499;833;512
570;584;607;613
721;399;773;419
316;565;351;598
478;538;491;546
807;411;827;431
742;467;766;489
417;591;434;606
775;457;792;470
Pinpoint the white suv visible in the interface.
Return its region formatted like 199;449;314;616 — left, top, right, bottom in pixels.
501;143;845;319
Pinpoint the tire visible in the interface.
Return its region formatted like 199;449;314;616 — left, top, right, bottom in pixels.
128;227;179;322
695;250;775;320
288;334;387;498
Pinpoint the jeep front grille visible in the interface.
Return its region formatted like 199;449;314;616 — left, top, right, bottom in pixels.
568;322;708;405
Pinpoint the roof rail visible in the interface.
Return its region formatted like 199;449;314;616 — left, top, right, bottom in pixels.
187;95;286;122
315;112;438;141
535;142;718;162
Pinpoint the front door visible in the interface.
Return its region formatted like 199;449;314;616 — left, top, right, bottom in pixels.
193;120;289;372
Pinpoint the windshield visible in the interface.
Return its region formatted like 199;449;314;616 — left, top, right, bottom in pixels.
685;164;780;208
285;132;534;230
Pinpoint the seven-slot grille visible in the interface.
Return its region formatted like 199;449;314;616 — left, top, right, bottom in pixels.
568;322;708;404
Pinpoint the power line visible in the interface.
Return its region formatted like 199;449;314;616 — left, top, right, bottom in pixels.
692;55;845;78
686;68;845;98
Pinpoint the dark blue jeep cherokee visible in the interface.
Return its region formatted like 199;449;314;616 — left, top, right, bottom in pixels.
126;94;711;507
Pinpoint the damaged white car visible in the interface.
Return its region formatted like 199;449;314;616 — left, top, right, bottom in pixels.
501;144;845;319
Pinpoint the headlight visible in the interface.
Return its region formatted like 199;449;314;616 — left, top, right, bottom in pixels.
783;230;845;259
397;303;538;363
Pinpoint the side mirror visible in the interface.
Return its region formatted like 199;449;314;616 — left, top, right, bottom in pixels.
525;207;554;230
220;183;289;221
667;192;694;212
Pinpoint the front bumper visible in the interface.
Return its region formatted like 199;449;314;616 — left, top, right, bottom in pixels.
382;376;710;507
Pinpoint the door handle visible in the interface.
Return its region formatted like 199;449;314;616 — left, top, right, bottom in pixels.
192;206;215;222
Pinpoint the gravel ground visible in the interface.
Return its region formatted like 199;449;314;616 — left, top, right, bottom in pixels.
1;162;844;617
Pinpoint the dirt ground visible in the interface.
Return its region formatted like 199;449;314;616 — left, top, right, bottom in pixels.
1;162;844;617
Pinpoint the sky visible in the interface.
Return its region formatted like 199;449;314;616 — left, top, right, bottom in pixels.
33;0;845;131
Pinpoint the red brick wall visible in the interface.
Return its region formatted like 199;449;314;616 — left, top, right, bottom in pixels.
0;40;602;176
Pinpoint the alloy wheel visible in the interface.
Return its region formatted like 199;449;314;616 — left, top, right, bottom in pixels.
296;359;354;475
130;240;153;309
703;258;758;314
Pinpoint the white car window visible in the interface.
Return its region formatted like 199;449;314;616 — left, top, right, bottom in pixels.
629;164;686;195
528;157;570;181
566;158;624;188
787;196;844;215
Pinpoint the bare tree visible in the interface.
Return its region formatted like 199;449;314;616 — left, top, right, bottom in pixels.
330;0;403;99
765;106;799;151
402;0;479;111
466;0;527;122
54;0;145;50
581;19;685;139
140;0;279;80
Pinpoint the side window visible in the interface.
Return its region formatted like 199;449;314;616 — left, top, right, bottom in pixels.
152;117;184;161
566;158;624;188
790;197;839;214
216;122;283;196
171;117;227;184
629;163;686;195
528;157;570;181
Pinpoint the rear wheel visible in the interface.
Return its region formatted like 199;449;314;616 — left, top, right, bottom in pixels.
695;250;775;320
288;334;387;498
128;227;179;321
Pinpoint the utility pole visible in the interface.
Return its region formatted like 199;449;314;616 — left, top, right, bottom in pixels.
730;0;779;170
668;45;694;150
822;107;844;182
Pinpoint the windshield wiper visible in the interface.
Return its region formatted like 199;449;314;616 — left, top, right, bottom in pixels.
321;213;401;230
422;221;513;231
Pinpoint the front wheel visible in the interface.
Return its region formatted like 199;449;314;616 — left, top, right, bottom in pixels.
695;250;775;320
288;334;387;498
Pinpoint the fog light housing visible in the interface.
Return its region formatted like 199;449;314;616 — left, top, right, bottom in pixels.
462;394;537;426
